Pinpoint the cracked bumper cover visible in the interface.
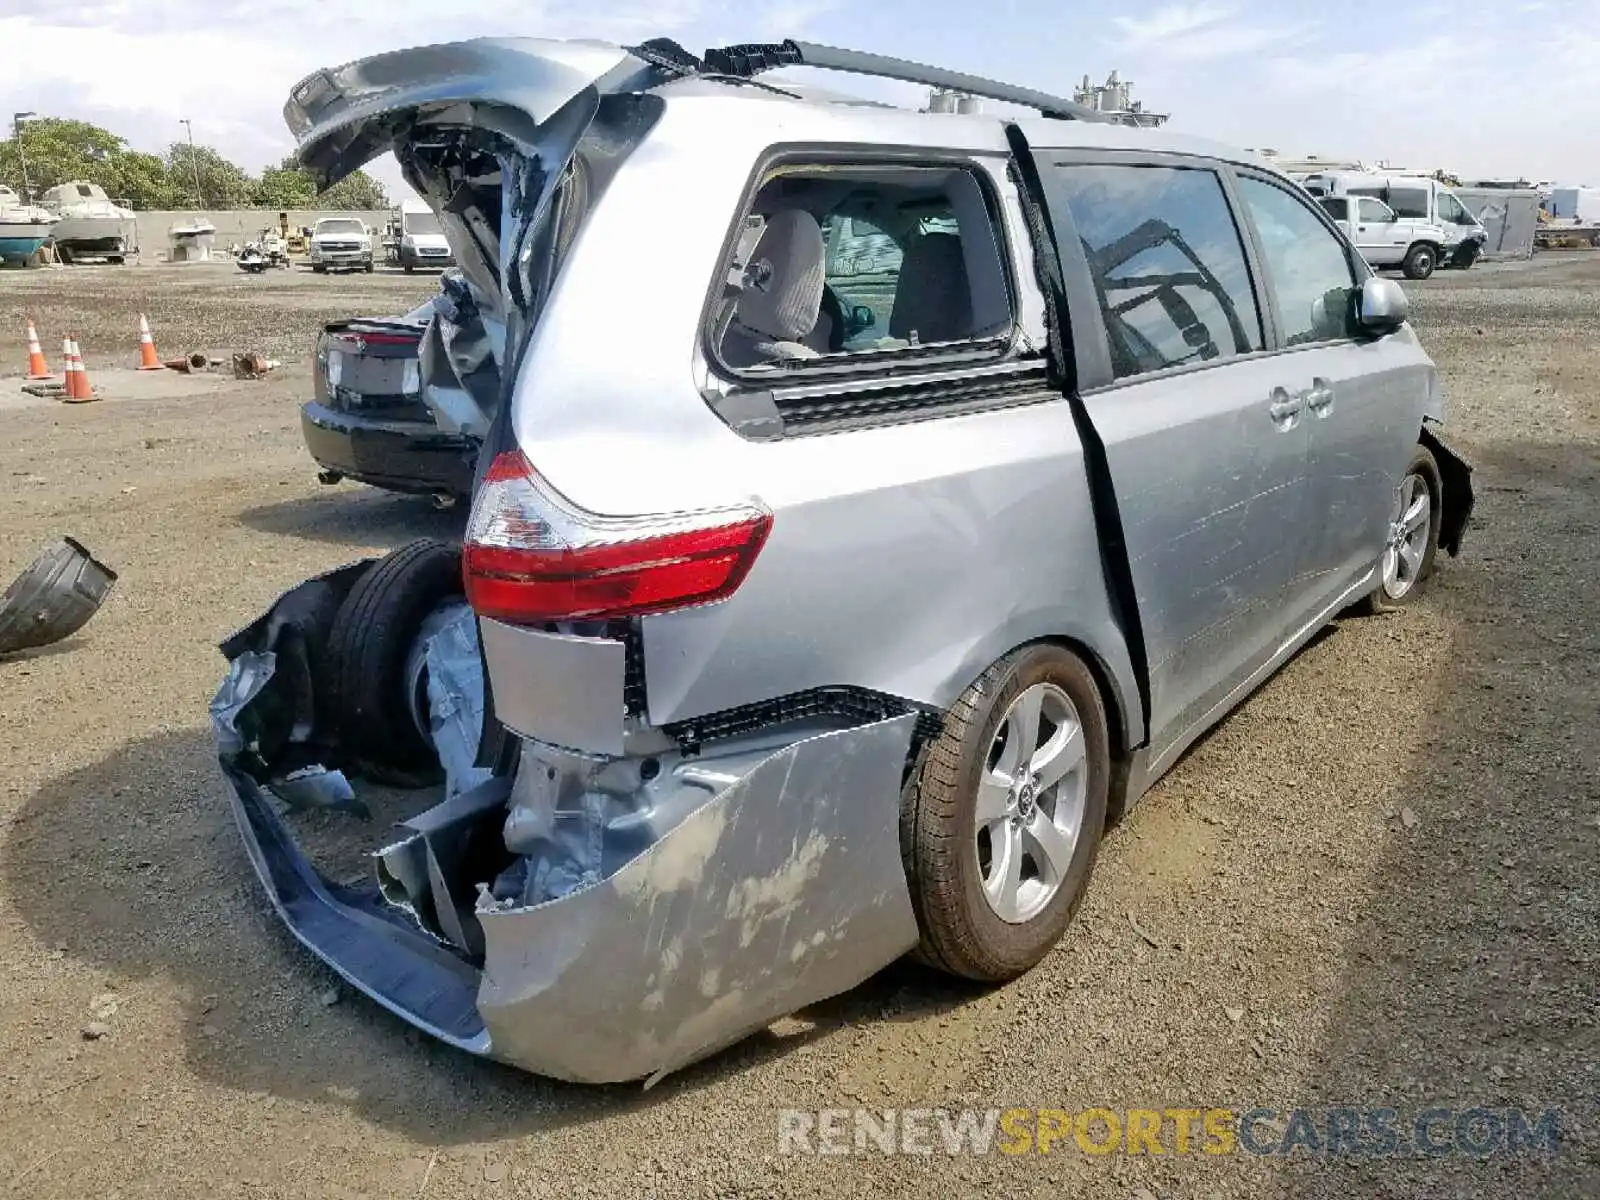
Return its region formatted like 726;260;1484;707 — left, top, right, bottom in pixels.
211;579;920;1084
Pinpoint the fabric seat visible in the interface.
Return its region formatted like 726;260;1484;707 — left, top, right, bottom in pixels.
721;209;828;366
889;232;972;346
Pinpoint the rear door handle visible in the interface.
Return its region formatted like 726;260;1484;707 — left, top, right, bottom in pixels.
1304;377;1336;417
1268;386;1303;429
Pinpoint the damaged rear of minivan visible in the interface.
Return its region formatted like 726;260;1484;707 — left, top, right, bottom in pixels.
214;37;933;1085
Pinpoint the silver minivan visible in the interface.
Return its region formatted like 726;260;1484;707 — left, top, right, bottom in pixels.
213;36;1475;1085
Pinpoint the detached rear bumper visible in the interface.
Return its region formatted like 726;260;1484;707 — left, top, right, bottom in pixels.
212;571;921;1084
222;762;493;1051
300;401;476;496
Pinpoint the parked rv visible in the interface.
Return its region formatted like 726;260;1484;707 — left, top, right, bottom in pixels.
1300;172;1487;278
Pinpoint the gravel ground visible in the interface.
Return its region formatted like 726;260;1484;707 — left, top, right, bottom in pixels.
0;256;1596;1199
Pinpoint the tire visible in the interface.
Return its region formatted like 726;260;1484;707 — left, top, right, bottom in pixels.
311;263;326;274
364;260;375;274
901;643;1110;982
404;263;414;274
325;538;464;785
1355;444;1443;615
1402;243;1438;280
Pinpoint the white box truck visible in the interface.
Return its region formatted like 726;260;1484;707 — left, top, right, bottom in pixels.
396;198;454;272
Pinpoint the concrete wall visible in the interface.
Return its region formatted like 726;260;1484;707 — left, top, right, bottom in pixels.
129;209;390;258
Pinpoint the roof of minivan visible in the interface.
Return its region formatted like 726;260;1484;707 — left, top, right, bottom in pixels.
651;73;1270;172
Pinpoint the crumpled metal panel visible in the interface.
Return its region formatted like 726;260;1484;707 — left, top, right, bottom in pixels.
474;713;920;1084
478;618;627;756
284;38;636;188
422;603;495;799
0;537;117;655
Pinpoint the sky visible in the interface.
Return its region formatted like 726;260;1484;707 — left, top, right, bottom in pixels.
3;0;1596;204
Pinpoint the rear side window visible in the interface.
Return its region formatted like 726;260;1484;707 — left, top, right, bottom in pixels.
1357;198;1396;223
1235;176;1360;347
1318;197;1349;220
709;163;1013;373
1052;164;1263;380
1387;187;1431;218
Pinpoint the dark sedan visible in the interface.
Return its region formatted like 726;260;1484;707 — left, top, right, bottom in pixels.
301;310;478;501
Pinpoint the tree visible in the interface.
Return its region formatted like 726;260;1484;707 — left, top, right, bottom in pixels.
1;114;389;211
318;169;389;211
107;151;185;210
253;163;317;209
252;155;388;210
0;117;128;203
165;142;253;208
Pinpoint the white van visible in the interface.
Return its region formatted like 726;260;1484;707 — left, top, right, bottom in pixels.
397;198;454;272
1301;172;1487;278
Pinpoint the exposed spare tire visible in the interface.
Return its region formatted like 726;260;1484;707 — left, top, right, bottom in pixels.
326;538;464;786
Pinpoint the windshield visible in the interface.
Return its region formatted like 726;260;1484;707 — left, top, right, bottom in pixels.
404;209;442;236
317;218;364;235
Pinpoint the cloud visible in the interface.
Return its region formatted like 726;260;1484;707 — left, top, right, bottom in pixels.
1113;2;1234;43
1112;2;1315;61
1;0;844;202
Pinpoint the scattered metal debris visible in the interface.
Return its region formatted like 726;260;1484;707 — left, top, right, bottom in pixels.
164;352;211;373
232;352;281;379
0;537;118;656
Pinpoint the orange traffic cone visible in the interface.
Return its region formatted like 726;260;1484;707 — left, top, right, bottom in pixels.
24;318;52;380
136;313;163;370
60;336;73;393
65;337;96;403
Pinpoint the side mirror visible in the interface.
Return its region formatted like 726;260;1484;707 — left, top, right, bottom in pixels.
1357;276;1409;335
848;304;875;336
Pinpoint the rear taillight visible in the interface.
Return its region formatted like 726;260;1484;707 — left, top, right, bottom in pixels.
329;331;420;352
462;450;772;623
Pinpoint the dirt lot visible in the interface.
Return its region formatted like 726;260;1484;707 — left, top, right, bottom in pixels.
0;258;1596;1198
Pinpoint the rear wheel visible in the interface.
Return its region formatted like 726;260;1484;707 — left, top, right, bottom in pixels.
1356;445;1443;614
901;644;1110;982
1403;243;1438;280
325;538;465;785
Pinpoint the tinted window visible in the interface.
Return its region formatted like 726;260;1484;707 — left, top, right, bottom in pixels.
1053;164;1263;379
1318;197;1349;220
1388;187;1431;219
1357;198;1396;223
1236;177;1359;347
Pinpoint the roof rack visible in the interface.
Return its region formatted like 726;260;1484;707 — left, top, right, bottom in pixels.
628;38;1113;123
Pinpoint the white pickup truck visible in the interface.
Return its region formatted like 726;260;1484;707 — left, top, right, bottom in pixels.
1301;172;1488;280
308;216;375;273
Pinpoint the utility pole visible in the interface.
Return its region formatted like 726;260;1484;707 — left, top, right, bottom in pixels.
12;111;37;204
179;118;202;208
